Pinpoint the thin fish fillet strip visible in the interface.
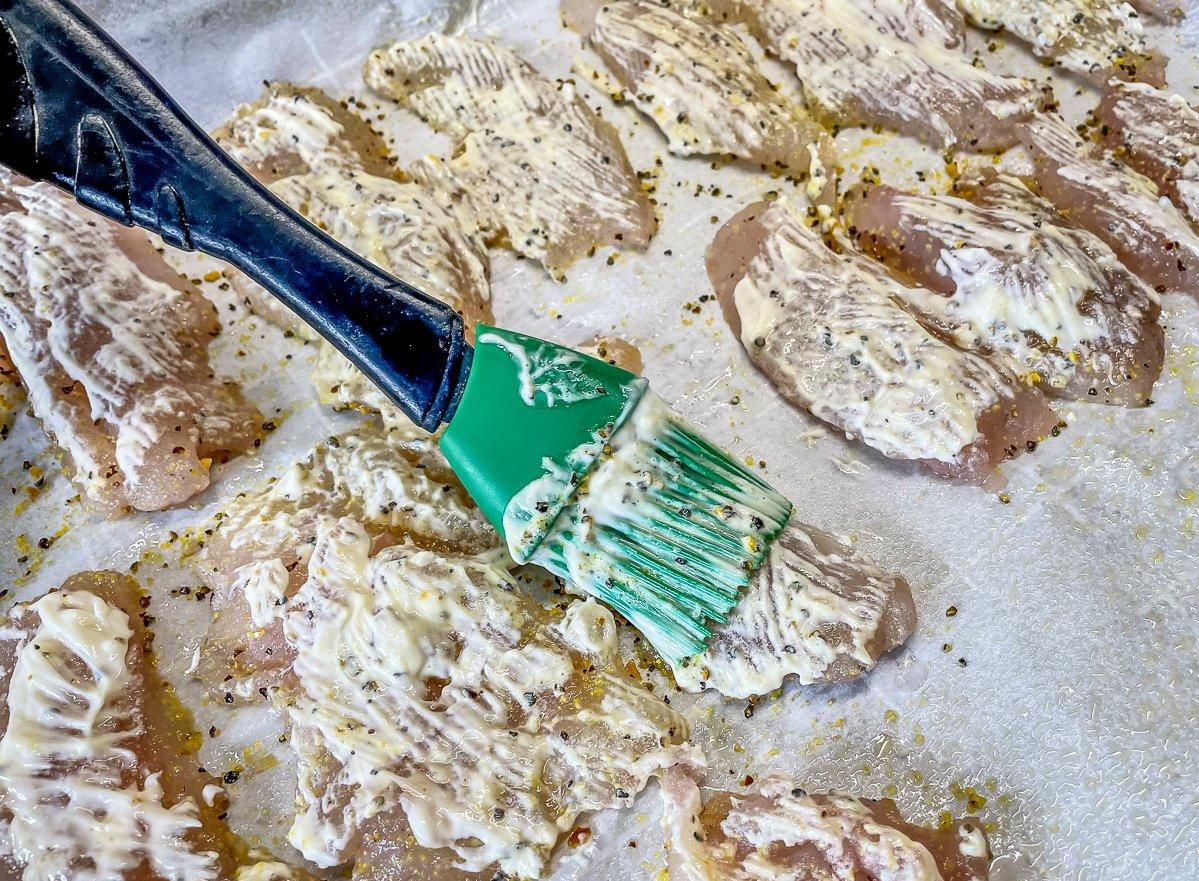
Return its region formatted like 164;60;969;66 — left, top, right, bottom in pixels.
243;517;700;878
701;0;1042;150
211;84;385;336
659;769;991;881
956;0;1164;85
1020;112;1199;298
708;197;1058;486
364;33;656;275
217;82;494;422
1096;81;1199;237
673;517;916;699
849;172;1164;406
210;83;401;337
0;572;240;881
0;179;262;515
562;0;835;191
192;424;497;703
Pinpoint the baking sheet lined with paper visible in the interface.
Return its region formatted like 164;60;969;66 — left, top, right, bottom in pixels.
0;1;1196;879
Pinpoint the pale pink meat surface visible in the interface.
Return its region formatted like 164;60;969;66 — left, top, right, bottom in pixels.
575;334;644;374
1097;81;1199;233
703;0;1042;150
0;180;261;515
674;517;916;698
192;424;497;703
956;0;1164;85
363;34;655;275
214;82;395;184
1020;113;1199;299
708;198;1058;486
0;573;241;880
1126;0;1189;18
849;173;1164;407
660;769;991;881
563;0;835;191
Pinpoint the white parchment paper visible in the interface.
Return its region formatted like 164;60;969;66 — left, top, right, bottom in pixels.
2;1;1197;879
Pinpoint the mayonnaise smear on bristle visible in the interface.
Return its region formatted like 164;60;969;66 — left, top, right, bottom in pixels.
478;331;608;408
0;590;217;880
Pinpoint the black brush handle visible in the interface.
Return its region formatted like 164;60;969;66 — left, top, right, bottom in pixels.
0;0;470;430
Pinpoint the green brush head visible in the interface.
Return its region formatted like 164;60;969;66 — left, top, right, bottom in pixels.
441;326;793;663
440;325;646;559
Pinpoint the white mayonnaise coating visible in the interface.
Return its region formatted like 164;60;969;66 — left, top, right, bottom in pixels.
958;0;1146;80
661;772;954;881
879;187;1126;387
1023;115;1199;273
272;165;493;420
724;784;942;880
1104;81;1199;223
364;34;654;274
277;517;695;876
959;821;990;858
0;181;258;513
583;1;829;173
193;422;495;704
729;198;1008;463
218;427;495;560
240;558;291;629
551;596;620;661
216;87;355;174
477;330;608;407
673;518;913;698
0;590;217;881
730;0;1036;148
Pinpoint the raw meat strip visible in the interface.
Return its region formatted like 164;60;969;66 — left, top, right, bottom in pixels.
1020;113;1199;297
364;34;656;275
562;0;835;194
705;0;1042;149
708;197;1058;486
0;178;261;514
1097;81;1199;231
849;173;1164;405
956;0;1164;85
660;769;991;881
235;517;700;878
192;423;496;702
0;573;240;880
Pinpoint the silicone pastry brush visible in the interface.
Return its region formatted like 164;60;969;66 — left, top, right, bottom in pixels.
0;0;792;662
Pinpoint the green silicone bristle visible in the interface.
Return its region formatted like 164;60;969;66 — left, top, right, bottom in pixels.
527;398;792;662
442;325;793;664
